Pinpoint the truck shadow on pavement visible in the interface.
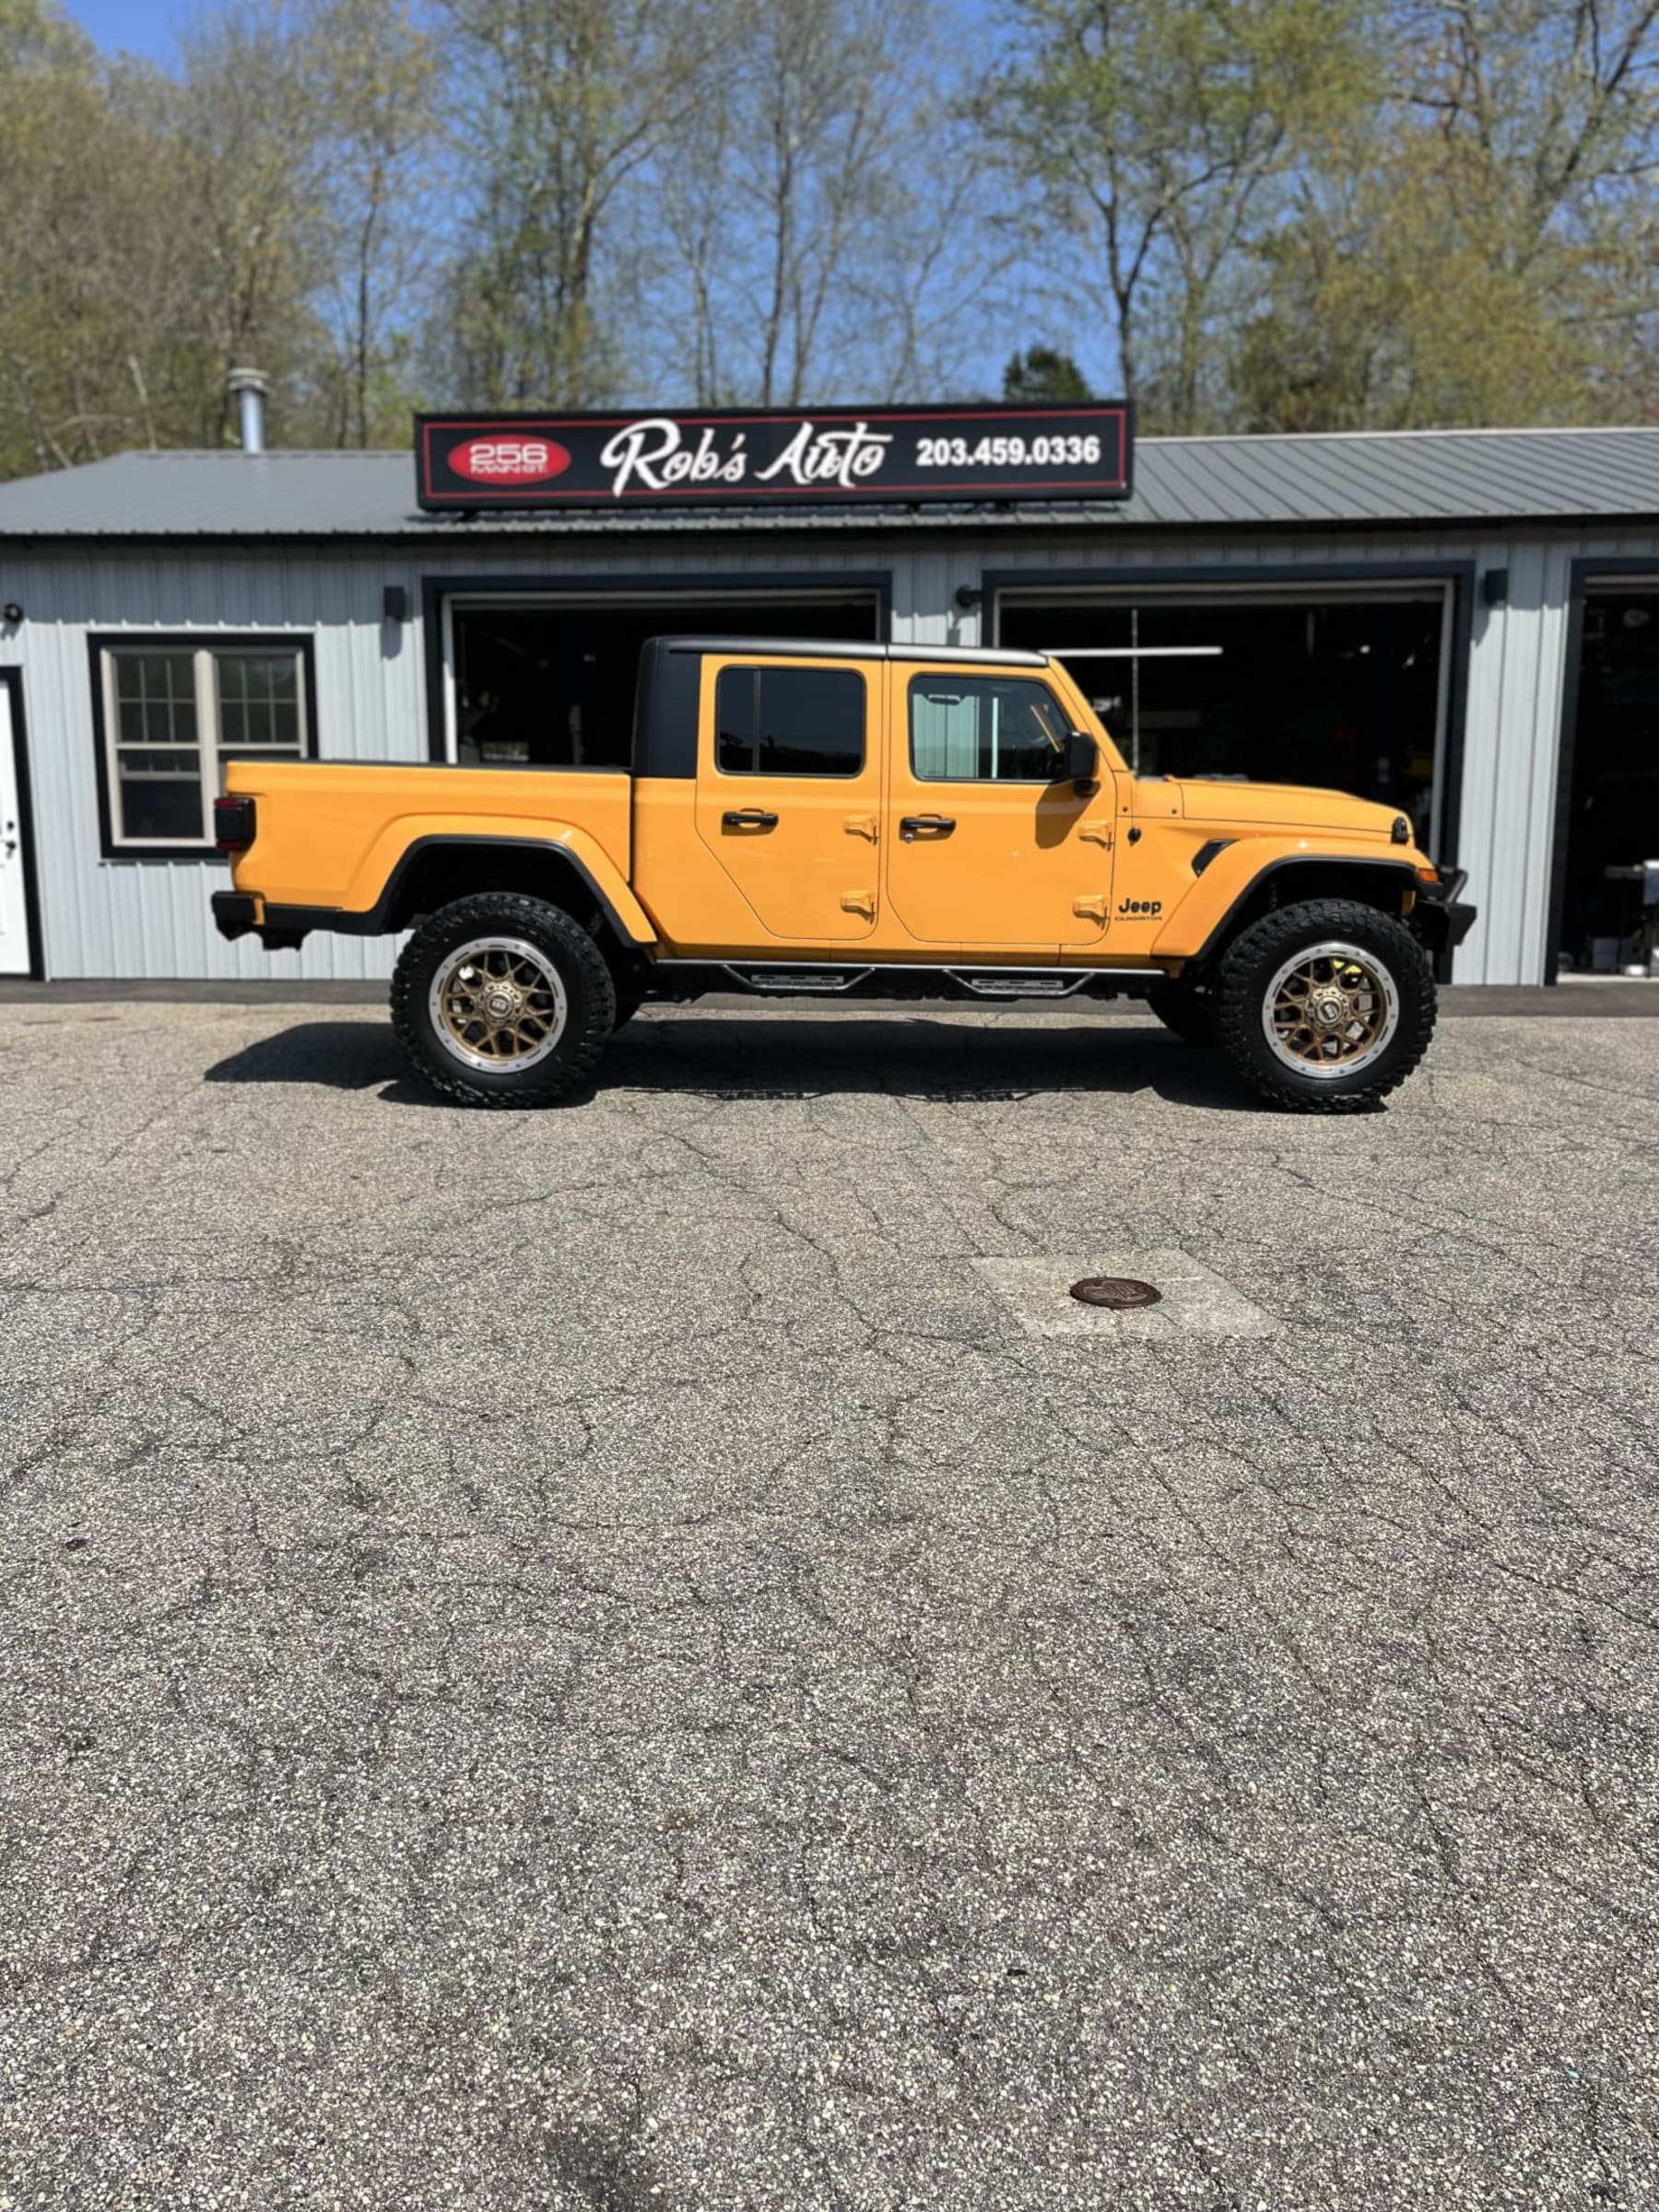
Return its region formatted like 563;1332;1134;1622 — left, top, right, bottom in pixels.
205;1012;1265;1113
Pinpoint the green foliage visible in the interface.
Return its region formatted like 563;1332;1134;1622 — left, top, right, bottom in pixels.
980;0;1374;429
1234;138;1600;430
980;0;1659;431
0;0;437;477
1230;2;1659;429
1004;348;1092;403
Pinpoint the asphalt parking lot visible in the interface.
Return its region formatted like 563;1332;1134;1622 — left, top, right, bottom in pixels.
2;995;1656;2212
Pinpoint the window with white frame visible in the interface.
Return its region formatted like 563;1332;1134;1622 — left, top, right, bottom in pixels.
98;640;312;851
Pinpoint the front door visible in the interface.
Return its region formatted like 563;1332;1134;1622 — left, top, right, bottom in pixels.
0;678;32;977
884;665;1112;952
694;653;882;942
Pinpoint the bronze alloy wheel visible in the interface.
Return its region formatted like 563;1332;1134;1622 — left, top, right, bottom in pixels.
429;935;569;1074
1261;939;1400;1078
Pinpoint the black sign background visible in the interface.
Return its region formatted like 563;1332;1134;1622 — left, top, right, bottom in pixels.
415;404;1133;511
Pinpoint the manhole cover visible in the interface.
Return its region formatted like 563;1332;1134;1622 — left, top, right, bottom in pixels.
974;1254;1276;1340
1070;1276;1163;1310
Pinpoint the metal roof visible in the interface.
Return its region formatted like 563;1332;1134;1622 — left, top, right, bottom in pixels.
6;425;1659;540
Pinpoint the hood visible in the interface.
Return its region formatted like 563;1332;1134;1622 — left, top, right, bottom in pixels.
1147;776;1406;841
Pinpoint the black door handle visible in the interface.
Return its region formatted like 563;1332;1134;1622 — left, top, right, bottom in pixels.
722;808;779;829
900;815;956;841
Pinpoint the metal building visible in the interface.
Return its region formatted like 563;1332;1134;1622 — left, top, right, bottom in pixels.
4;420;1659;985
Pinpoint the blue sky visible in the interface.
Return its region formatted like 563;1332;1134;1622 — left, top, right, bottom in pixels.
65;0;178;61
66;0;1006;70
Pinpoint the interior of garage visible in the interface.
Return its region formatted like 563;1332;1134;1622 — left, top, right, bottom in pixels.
996;586;1447;848
1557;586;1659;972
450;592;882;768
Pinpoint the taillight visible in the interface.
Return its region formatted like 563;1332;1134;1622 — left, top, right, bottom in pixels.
215;794;256;852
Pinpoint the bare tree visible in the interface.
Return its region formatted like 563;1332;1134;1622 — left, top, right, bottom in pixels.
433;0;731;406
976;0;1371;427
294;0;440;446
641;0;997;406
164;4;333;441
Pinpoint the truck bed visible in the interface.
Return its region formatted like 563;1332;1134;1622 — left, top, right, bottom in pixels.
221;758;632;914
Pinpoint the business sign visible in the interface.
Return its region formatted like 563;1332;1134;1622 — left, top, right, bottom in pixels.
414;404;1133;511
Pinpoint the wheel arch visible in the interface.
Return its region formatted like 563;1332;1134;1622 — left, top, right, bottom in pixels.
1169;855;1423;977
374;834;653;958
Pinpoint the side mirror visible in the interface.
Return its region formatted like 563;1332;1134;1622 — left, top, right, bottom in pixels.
1058;730;1098;784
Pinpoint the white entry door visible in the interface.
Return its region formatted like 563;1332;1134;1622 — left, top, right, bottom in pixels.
0;680;33;975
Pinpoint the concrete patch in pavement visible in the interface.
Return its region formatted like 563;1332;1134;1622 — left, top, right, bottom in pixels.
974;1249;1279;1338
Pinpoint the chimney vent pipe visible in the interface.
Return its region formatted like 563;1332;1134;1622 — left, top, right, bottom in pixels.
227;368;268;455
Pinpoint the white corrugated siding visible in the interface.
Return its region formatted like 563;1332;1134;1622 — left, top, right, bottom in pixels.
3;523;1651;982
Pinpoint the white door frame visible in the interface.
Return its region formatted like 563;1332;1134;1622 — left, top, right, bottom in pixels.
0;669;40;978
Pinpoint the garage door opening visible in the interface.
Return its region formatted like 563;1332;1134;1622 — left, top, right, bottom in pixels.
443;590;883;768
995;582;1452;852
1556;585;1659;974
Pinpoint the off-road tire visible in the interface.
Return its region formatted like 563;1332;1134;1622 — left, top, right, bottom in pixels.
1146;979;1215;1047
1215;897;1436;1113
392;892;617;1108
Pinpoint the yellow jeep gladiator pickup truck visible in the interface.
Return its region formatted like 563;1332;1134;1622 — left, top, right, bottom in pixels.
211;635;1474;1112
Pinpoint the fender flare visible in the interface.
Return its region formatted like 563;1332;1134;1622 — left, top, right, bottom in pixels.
253;827;659;947
352;824;657;946
1155;851;1423;969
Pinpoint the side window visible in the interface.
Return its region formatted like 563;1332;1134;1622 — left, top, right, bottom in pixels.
715;665;865;778
910;674;1071;782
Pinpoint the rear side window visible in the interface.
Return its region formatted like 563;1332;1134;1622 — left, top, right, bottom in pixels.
715;665;865;777
910;674;1071;781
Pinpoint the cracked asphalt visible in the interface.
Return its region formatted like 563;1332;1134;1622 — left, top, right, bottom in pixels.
1;997;1656;2212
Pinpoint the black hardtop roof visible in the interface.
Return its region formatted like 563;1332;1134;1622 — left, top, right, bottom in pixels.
634;634;1053;779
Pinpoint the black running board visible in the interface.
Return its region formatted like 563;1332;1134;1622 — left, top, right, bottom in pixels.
655;959;1166;1003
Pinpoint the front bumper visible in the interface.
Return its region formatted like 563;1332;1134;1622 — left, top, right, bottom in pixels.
1413;868;1477;951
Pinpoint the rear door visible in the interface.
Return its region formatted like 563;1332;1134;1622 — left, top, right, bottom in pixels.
693;653;882;942
884;665;1112;951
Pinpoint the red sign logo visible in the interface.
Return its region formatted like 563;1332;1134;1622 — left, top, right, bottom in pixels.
448;436;571;484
